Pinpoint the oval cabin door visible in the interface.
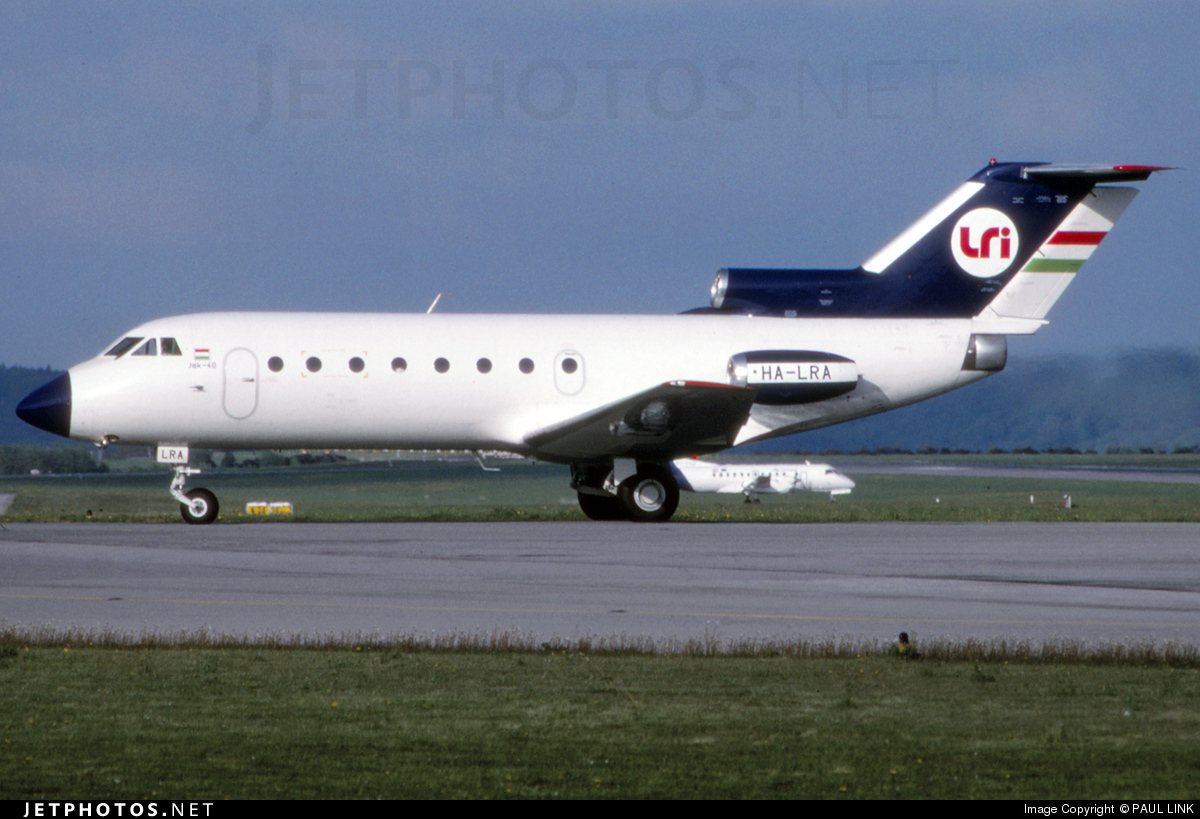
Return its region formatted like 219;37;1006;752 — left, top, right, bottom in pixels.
223;349;259;419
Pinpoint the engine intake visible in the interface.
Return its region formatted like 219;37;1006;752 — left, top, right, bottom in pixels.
962;334;1007;372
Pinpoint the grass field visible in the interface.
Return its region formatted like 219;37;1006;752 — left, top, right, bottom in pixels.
2;453;1200;523
3;640;1200;799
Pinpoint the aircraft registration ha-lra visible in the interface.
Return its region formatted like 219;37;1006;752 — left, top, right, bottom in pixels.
17;161;1169;523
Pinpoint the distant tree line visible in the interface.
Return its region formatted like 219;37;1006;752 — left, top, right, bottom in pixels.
0;446;358;475
195;450;348;469
0;445;108;476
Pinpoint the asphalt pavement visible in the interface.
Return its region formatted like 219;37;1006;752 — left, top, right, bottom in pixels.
3;521;1197;648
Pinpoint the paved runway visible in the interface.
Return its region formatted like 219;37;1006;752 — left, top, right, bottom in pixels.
2;522;1198;649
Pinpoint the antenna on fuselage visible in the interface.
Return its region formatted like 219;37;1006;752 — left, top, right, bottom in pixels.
427;293;446;313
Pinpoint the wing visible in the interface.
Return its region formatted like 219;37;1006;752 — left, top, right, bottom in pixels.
524;381;757;463
744;474;773;494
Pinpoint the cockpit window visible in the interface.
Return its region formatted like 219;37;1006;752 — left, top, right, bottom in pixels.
105;337;144;358
131;338;158;356
160;337;182;356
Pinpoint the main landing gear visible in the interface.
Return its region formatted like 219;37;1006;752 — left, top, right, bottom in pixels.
573;462;680;523
169;465;220;525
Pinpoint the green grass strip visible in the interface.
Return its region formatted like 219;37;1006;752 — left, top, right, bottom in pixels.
4;462;1200;523
3;641;1199;799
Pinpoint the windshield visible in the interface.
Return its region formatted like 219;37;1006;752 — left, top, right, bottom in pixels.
104;337;144;358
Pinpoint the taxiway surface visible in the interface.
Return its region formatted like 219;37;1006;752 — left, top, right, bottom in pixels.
2;522;1197;648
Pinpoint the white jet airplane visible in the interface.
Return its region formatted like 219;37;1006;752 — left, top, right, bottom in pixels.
16;161;1168;524
670;458;855;502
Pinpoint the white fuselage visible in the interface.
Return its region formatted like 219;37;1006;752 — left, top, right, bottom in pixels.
65;311;989;461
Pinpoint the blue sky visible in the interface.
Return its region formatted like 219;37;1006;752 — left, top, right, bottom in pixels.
2;1;1195;368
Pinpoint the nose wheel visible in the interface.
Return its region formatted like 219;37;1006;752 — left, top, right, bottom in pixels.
169;465;220;525
180;487;220;525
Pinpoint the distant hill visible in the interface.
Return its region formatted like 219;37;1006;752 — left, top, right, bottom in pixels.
754;349;1200;454
4;351;1199;453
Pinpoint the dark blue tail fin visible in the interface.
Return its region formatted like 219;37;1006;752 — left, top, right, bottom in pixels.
706;161;1167;320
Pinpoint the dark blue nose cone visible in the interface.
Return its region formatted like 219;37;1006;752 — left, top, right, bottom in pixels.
16;373;72;439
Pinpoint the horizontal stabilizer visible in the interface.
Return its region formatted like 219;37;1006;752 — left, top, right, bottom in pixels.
1023;164;1173;183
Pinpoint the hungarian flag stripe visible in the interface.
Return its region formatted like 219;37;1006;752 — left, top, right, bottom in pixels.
1047;231;1106;246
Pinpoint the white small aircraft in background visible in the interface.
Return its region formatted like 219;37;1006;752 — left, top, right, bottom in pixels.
671;458;854;502
16;161;1168;523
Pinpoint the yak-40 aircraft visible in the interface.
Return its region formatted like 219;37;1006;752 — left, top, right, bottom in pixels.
17;160;1167;523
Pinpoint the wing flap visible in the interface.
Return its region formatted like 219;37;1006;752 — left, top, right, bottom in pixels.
525;381;757;462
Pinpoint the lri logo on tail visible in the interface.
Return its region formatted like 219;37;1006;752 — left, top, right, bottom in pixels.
17;161;1170;523
953;208;1017;277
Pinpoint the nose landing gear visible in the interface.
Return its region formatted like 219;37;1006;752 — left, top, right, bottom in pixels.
169;465;220;525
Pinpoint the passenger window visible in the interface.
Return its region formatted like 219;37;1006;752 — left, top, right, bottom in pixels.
306;356;322;373
349;357;365;373
392;357;407;373
434;358;450;373
476;358;492;373
160;338;182;356
131;338;157;356
105;337;144;358
268;356;284;372
519;358;535;374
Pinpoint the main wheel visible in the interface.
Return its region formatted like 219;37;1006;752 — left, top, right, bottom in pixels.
180;487;219;525
577;490;627;521
617;465;680;522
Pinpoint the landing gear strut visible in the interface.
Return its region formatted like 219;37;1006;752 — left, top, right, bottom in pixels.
573;463;625;520
169;465;220;525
